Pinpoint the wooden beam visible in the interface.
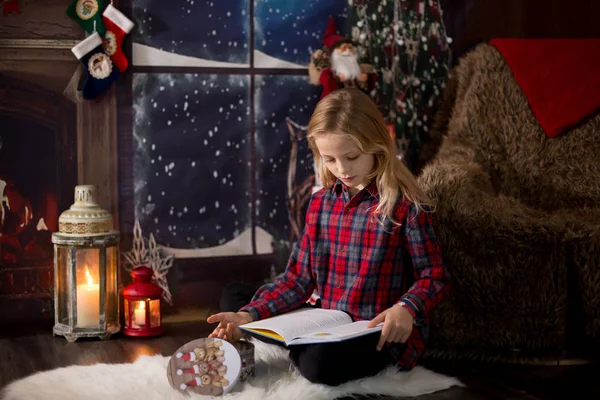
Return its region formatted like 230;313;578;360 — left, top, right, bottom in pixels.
0;39;79;62
76;86;120;227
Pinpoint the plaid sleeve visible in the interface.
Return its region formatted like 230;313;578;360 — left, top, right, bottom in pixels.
240;197;319;321
399;203;451;320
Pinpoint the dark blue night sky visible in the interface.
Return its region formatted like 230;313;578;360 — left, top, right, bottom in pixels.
133;0;250;64
254;0;348;66
133;73;252;248
255;75;321;242
132;0;348;67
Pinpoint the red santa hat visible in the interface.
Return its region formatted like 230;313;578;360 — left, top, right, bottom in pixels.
323;16;345;50
180;377;201;390
176;351;197;362
177;365;201;376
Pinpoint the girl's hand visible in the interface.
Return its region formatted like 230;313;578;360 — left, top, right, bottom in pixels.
367;304;414;351
207;311;253;342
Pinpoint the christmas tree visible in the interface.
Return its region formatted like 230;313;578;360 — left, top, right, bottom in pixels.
348;0;452;171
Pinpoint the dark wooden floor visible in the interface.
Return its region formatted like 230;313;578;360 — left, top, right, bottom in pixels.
1;321;599;399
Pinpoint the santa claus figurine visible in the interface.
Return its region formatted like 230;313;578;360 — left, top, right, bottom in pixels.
309;16;375;99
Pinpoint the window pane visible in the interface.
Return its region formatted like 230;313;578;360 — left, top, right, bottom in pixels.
255;75;320;246
254;0;348;68
150;299;161;328
133;73;252;255
105;246;118;327
56;246;69;325
132;300;146;329
75;248;100;328
133;0;250;66
124;298;130;329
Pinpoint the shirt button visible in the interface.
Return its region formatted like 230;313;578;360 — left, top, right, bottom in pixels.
339;246;345;253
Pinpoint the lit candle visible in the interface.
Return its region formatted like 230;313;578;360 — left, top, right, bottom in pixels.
134;301;146;327
76;266;99;327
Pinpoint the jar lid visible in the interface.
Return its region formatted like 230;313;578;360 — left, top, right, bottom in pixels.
58;185;115;235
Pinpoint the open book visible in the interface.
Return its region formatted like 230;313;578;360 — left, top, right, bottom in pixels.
239;308;382;346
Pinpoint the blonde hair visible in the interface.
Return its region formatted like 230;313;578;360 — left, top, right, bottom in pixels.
307;88;433;224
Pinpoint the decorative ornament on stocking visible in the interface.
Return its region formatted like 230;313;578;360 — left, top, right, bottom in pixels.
66;0;106;36
71;32;119;100
102;4;135;72
2;0;21;16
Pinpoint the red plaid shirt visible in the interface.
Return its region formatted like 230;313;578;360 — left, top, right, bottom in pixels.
241;180;451;369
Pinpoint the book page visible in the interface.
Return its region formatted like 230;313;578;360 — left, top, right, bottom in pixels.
240;308;352;344
289;321;382;345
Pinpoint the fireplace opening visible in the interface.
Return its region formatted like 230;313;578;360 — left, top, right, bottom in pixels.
1;116;58;268
0;75;77;326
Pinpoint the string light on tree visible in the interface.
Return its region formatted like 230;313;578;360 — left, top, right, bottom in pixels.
349;0;452;170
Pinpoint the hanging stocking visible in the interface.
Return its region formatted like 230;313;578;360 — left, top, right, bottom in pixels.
66;0;106;36
3;0;21;16
71;32;119;100
102;4;135;72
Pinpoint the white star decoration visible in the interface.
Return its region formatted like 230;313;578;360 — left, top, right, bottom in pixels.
123;219;174;305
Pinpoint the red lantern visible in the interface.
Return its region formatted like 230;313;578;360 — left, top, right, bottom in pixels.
123;266;163;337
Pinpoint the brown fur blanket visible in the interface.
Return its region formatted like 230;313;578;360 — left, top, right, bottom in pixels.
419;43;600;363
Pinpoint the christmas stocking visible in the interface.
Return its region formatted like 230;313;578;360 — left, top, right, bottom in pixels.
66;0;106;36
71;32;119;100
3;0;21;16
102;4;135;72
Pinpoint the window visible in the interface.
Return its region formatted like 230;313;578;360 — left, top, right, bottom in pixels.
122;0;348;257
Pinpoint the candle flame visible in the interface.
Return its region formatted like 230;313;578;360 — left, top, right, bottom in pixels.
85;265;94;287
139;302;146;310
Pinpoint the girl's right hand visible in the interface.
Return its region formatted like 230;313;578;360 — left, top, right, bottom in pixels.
207;311;253;342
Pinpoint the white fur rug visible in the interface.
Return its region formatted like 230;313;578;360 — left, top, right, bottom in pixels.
2;339;462;400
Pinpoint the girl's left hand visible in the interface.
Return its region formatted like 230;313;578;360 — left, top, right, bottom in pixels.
367;304;414;351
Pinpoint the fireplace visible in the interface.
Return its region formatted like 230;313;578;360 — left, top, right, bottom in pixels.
0;75;77;325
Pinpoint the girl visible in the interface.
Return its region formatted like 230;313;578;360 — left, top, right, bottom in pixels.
207;88;451;386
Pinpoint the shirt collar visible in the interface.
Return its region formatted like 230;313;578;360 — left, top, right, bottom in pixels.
333;179;379;199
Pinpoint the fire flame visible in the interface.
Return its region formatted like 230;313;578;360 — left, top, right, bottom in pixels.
139;301;146;310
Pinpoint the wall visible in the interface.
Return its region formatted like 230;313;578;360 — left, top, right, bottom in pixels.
0;0;119;326
0;0;119;218
440;0;600;61
0;0;81;94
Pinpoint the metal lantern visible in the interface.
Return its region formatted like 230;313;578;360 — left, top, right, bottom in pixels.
123;266;163;337
51;185;120;342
